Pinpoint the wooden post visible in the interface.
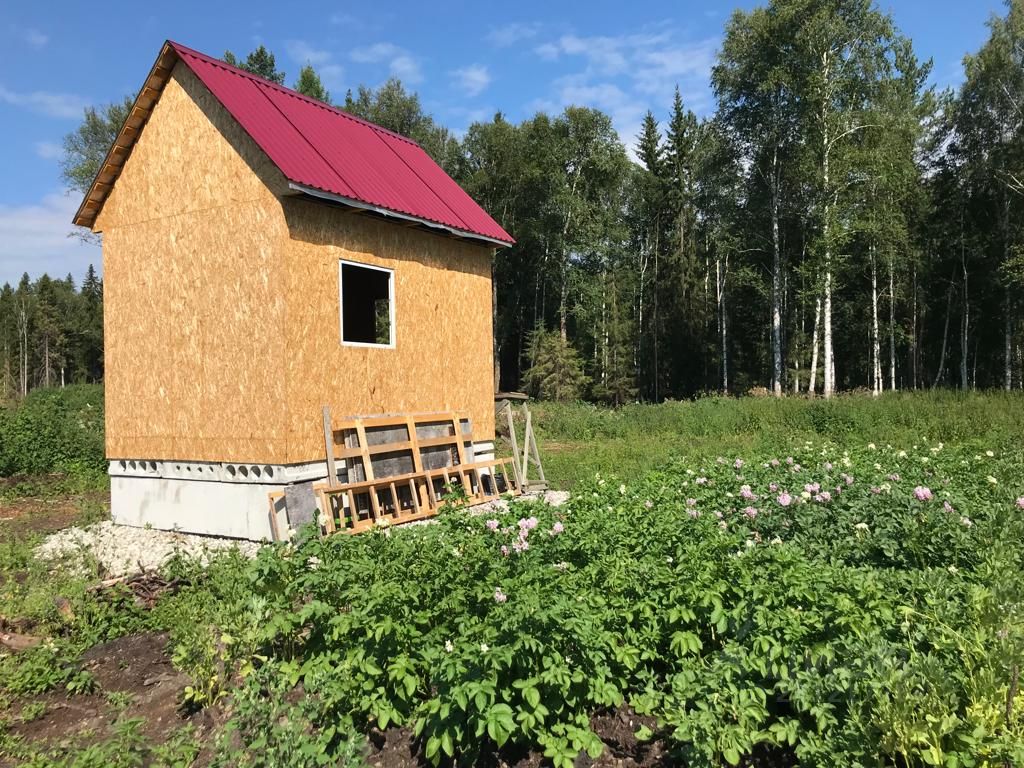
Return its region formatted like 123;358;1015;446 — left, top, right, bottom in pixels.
322;406;337;487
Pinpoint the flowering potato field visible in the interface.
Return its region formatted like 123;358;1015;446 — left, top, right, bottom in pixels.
170;438;1024;767
4;393;1024;766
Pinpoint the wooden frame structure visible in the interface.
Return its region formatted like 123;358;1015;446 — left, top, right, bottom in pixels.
311;410;520;534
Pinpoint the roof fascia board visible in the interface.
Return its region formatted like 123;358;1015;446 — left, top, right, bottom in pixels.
287;183;512;248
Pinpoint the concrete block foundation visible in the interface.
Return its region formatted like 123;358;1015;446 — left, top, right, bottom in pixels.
109;441;497;541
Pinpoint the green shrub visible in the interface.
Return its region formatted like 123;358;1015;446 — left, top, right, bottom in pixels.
0;384;105;479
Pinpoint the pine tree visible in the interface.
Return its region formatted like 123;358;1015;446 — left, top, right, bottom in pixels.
224;45;285;84
294;65;331;103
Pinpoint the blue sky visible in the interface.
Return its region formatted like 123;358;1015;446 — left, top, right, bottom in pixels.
0;0;1005;286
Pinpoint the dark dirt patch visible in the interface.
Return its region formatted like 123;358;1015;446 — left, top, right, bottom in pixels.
363;707;798;768
5;631;216;762
0;489;109;539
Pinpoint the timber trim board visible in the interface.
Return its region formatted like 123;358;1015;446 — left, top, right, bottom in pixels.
73;42;178;229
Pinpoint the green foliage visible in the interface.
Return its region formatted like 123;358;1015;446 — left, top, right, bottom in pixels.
60;98;134;196
223;45;285;84
293;64;330;104
0;384;105;478
523;329;589;401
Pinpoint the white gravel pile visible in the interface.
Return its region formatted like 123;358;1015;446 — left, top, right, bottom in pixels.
35;491;569;577
36;521;263;578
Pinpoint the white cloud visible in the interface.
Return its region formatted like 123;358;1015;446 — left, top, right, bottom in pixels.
22;28;48;48
351;42;423;84
284;40;346;91
528;28;719;152
535;42;560;60
0;85;87;119
34;141;61;160
487;22;540;48
285;39;333;66
0;193;101;285
451;65;491;97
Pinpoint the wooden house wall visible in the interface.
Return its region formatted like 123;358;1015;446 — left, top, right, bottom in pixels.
281;199;496;463
95;61;496;466
96;62;291;463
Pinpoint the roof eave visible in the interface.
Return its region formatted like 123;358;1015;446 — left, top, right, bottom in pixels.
288;183;515;248
72;41;179;230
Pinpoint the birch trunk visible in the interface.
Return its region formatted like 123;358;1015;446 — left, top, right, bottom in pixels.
870;244;881;396
770;146;783;397
888;260;897;391
809;296;821;396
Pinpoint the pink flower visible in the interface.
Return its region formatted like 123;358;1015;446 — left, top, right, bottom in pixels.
688;508;700;519
888;473;901;482
518;516;538;531
815;491;832;503
500;545;509;557
792;464;802;472
943;501;955;513
913;486;933;501
494;587;507;603
786;457;794;465
686;498;698;507
742;506;758;519
777;492;793;507
695;477;708;485
644;500;654;509
714;510;724;519
740;484;757;501
1016;497;1024;510
770;459;780;467
769;482;778;492
824;462;833;471
841;473;854;486
804;482;820;494
871;486;882;494
551;522;565;535
734;458;745;469
485;519;500;531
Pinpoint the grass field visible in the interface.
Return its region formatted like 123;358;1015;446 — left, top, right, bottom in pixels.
2;388;1024;766
530;391;1024;488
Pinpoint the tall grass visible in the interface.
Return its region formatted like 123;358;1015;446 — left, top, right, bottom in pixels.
528;391;1024;488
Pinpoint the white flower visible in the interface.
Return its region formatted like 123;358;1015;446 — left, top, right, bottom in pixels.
854;522;869;532
987;476;999;485
868;443;877;450
619;484;626;495
898;450;908;458
986;450;995;457
445;640;454;652
947;565;959;575
480;643;490;653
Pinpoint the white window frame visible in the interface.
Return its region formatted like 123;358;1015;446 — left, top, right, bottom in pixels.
339;259;396;349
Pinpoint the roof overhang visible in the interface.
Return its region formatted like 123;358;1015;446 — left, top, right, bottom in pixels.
287;183;513;248
73;41;179;230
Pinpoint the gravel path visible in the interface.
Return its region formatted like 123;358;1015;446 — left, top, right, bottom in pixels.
36;490;570;577
36;521;262;578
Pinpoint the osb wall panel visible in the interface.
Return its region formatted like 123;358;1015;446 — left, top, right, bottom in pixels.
101;63;290;463
282;198;496;464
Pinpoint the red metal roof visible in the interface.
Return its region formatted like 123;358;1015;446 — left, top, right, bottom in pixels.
169;41;513;246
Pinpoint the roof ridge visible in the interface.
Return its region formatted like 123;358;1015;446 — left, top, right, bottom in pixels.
166;40;422;148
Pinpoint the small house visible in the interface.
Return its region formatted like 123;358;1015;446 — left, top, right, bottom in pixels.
73;41;514;540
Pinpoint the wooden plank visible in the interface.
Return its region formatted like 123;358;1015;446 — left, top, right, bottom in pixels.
503;403;523;488
521;408;533;486
322;406;337;487
354;419;374;484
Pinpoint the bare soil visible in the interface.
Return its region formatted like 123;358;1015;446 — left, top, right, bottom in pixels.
2;631;215;765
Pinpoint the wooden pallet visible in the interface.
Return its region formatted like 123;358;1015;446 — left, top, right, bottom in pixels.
313;410;520;534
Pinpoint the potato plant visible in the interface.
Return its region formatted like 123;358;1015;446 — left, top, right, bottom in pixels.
197;440;1024;766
